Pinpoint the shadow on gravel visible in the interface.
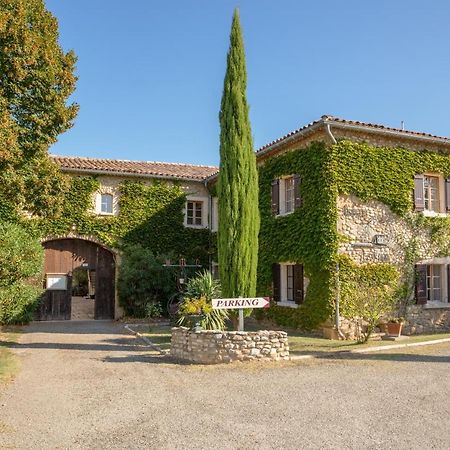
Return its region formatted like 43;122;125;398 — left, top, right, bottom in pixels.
0;338;149;353
102;354;180;365
23;321;122;335
316;351;450;364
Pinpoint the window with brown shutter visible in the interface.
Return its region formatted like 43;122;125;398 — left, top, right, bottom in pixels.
293;174;302;209
413;174;425;212
272;263;281;302
445;178;450;212
415;264;427;304
271;179;280;215
294;264;304;304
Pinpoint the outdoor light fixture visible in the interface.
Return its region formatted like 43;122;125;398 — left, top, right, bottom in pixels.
373;234;387;246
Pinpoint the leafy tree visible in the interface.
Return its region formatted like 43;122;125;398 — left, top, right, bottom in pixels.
0;0;76;218
217;9;260;299
0;222;43;324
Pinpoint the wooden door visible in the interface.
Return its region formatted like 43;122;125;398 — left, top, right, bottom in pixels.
37;239;115;321
95;247;115;320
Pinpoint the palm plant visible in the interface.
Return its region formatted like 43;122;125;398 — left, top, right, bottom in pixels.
178;270;228;330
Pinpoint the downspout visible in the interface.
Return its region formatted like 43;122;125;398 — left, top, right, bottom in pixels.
205;178;213;273
325;120;345;339
324;122;337;144
335;263;345;340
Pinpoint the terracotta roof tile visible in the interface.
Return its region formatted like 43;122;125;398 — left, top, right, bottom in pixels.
51;155;218;181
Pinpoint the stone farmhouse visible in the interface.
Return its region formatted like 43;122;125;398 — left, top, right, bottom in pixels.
41;115;450;334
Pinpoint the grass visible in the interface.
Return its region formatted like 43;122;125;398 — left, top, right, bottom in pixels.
139;322;450;356
0;328;21;384
141;325;172;351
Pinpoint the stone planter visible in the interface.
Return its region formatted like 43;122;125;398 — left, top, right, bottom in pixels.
386;322;403;337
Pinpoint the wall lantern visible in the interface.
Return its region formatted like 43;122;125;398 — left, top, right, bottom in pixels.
373;234;387;246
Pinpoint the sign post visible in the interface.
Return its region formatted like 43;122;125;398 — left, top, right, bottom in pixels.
212;297;270;331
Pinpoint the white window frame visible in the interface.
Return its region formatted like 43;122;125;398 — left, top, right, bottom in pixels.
100;193;114;215
418;257;450;307
277;176;296;217
95;191;118;216
278;263;298;308
422;174;446;217
184;196;208;228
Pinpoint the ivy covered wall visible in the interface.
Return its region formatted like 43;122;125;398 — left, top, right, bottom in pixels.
256;138;450;330
18;175;212;263
256;141;339;329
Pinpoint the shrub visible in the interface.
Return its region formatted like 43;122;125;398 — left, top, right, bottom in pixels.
178;270;228;330
0;222;44;324
118;244;177;317
0;283;43;324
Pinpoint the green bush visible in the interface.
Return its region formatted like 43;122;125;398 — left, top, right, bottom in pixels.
0;222;44;324
0;283;43;324
118;244;177;317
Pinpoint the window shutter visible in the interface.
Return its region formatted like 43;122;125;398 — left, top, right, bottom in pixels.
445;178;450;212
415;264;427;304
413;174;425;211
294;264;304;305
293;174;302;209
271;179;280;215
272;263;280;302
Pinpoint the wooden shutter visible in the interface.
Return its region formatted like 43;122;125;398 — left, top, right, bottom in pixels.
271;179;280;215
294;264;304;305
445;178;450;212
293;174;302;209
415;264;427;305
413;174;425;211
272;263;281;302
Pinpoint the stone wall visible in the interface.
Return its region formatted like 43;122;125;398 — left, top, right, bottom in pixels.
403;306;450;335
170;327;290;364
337;194;434;265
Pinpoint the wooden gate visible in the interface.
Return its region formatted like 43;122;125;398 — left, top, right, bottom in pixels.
36;239;116;321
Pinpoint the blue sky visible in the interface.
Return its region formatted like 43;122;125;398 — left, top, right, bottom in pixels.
46;0;450;166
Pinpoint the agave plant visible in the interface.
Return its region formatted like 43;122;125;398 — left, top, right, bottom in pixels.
177;270;228;330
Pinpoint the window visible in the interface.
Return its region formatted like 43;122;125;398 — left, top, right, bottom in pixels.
416;262;450;304
413;174;449;214
426;264;442;302
100;194;113;214
285;177;295;214
186;201;203;226
272;263;305;306
424;176;439;213
271;174;301;216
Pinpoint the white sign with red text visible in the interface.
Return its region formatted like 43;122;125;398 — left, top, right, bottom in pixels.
212;297;270;310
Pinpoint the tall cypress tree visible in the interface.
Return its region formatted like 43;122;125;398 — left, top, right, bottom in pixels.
217;9;259;298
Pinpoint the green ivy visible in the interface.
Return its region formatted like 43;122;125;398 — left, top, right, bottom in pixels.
20;176;212;263
257;141;338;329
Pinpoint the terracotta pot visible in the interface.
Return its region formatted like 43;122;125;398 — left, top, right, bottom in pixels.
386;322;403;337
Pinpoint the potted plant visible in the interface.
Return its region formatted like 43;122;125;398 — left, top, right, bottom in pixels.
177;296;212;331
386;317;404;337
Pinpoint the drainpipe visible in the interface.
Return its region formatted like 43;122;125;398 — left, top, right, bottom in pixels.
205;178;213;272
335;263;345;340
324;122;337;144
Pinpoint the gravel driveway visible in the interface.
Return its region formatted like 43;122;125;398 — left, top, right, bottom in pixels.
1;321;450;449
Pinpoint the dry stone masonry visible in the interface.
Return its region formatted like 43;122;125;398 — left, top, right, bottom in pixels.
170;327;290;364
403;305;450;335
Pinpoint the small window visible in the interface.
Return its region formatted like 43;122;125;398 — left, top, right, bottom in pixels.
100;194;113;214
271;175;301;216
426;264;442;302
187;201;203;226
424;176;440;213
286;264;294;301
285;177;295;214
